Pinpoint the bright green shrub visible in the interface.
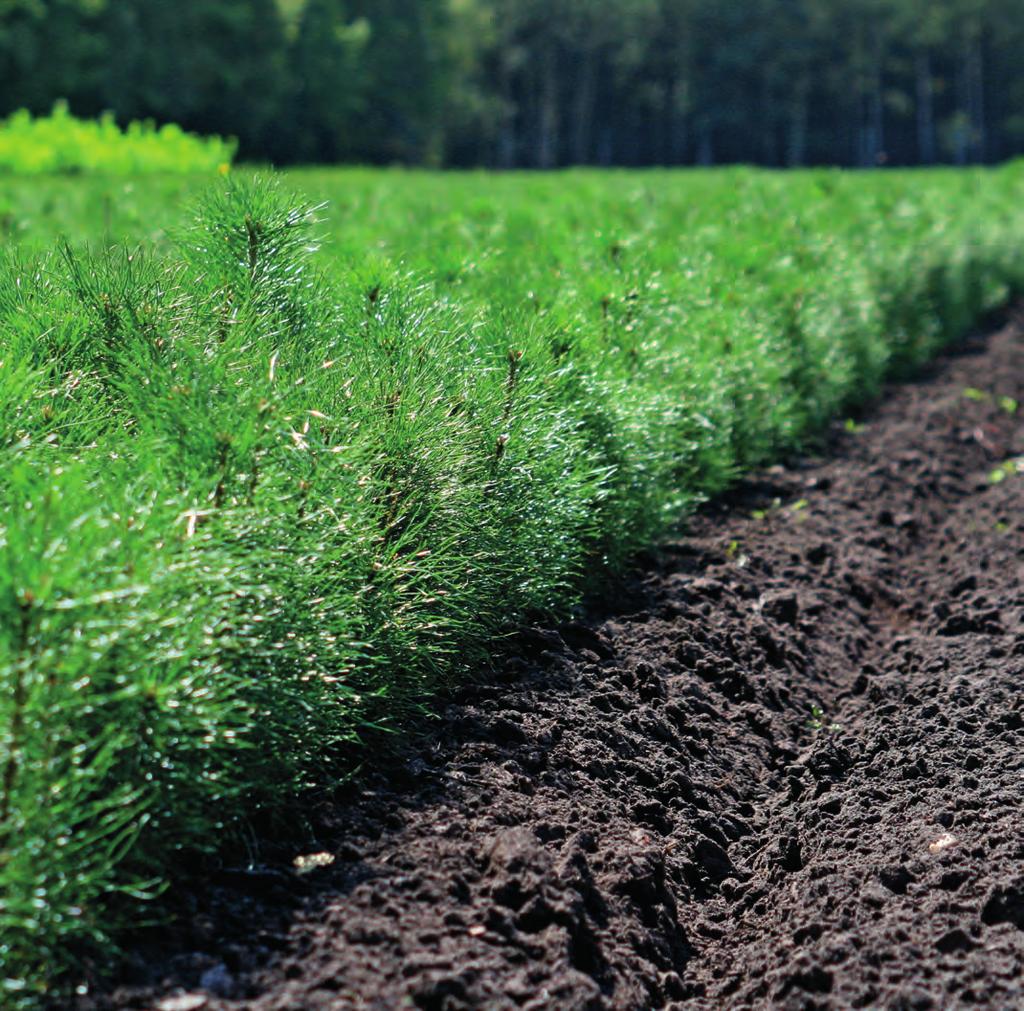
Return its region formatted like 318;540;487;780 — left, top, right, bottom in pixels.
0;102;235;175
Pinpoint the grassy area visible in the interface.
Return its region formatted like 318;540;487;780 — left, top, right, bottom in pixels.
3;165;1024;1003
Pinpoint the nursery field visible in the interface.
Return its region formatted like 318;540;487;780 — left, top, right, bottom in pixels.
3;165;1024;1006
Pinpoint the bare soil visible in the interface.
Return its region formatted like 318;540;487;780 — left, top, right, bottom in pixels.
82;315;1024;1010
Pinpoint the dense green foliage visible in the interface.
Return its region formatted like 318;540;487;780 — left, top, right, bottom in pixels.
3;165;1024;1003
0;103;234;174
4;0;1024;167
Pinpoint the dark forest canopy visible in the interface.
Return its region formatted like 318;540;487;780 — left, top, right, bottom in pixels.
2;0;1022;169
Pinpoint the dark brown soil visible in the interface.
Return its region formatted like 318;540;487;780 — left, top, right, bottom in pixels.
81;317;1024;1011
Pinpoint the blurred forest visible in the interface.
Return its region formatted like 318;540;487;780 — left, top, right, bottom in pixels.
2;0;1023;168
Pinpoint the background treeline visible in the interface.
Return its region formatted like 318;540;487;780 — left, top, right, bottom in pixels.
3;0;1024;168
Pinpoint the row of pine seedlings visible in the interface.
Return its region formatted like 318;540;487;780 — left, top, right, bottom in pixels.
3;168;1024;1003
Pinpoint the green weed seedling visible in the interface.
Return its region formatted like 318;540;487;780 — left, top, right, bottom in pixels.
751;497;783;521
725;539;750;567
750;497;808;522
808;705;842;734
989;458;1024;484
959;388;1016;415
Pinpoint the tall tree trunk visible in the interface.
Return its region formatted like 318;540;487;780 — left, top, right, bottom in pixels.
570;48;597;165
786;75;808;167
867;30;885;164
915;51;935;164
760;68;778;165
697;119;713;165
856;93;874;168
851;23;871;167
496;52;516;168
954;36;977;164
652;80;667;164
537;41;559;168
967;36;985;161
668;78;688;164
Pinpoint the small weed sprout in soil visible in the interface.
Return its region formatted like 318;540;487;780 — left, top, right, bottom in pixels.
808;705;842;734
962;388;1018;415
988;458;1024;484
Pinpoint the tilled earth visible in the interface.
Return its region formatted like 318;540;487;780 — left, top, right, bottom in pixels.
87;318;1024;1010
